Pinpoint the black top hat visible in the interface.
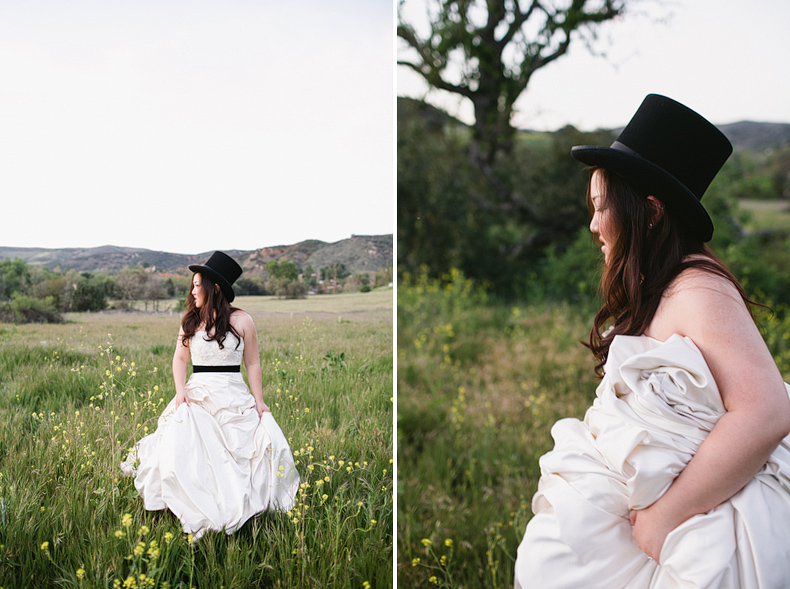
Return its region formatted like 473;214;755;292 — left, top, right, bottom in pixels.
189;251;243;303
571;94;732;242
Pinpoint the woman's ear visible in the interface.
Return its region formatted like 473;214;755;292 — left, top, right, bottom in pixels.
646;195;665;228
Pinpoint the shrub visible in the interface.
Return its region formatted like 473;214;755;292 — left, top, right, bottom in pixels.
71;280;108;312
274;280;307;300
0;294;63;324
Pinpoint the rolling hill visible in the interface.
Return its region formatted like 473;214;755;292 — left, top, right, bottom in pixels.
0;234;393;275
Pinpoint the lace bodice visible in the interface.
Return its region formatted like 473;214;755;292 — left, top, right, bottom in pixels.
190;330;244;366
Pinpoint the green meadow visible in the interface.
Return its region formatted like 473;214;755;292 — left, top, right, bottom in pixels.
397;272;790;588
738;199;790;233
0;290;393;588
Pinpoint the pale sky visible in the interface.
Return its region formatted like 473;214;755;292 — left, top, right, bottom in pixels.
1;0;393;254
398;0;790;131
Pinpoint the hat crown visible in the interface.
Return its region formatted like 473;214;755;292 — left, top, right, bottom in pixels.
203;251;242;286
615;94;732;200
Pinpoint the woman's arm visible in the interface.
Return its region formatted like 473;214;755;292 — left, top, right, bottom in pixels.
236;311;269;418
632;272;790;560
173;326;191;409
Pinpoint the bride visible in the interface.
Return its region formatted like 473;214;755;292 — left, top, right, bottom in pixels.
122;251;299;539
514;95;790;587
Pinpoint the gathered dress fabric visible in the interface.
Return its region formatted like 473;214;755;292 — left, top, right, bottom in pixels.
514;334;790;589
121;330;300;539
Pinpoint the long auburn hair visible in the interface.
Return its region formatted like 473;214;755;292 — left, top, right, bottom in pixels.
586;167;754;378
180;272;241;350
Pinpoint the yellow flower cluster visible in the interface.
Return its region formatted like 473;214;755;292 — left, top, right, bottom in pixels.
109;513;188;588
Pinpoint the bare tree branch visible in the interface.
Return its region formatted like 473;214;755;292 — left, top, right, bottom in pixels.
398;0;629;161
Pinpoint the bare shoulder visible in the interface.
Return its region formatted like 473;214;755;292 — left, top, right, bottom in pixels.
665;265;744;307
651;263;751;342
660;263;787;417
230;309;256;335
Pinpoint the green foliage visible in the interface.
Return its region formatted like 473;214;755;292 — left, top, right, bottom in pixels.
531;227;602;302
373;266;393;288
266;260;299;282
397;101;614;297
0;293;62;324
302;264;318;289
0;258;33;299
320;264;350;282
399;99;790;307
720;232;790;307
273;280;307;300
234;276;268;296
266;261;305;299
398;270;595;587
71;280;108;313
713;147;790;201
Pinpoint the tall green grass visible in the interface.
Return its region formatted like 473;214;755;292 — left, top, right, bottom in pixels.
0;291;393;588
397;271;790;588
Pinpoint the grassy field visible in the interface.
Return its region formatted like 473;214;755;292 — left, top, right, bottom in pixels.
738;199;790;232
0;290;393;588
397;272;790;588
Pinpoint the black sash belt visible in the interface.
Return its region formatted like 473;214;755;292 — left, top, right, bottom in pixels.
192;365;241;373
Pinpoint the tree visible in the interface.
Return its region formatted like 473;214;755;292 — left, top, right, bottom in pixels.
303;264;318;289
320;264;350;282
0;258;32;299
143;276;168;312
72;280;108;312
116;267;148;309
265;260;305;299
265;261;299;282
398;0;625;163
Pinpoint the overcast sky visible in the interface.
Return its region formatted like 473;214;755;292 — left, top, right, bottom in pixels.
1;0;393;254
398;0;790;131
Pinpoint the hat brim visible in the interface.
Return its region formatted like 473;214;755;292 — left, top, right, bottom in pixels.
188;264;236;302
571;145;714;242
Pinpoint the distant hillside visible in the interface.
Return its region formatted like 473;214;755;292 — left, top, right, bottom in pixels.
398;97;467;134
595;121;790;153
398;99;790;153
717;121;790;151
243;235;392;274
0;235;393;275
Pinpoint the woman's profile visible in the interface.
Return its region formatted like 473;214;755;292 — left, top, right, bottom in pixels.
514;94;790;587
121;251;299;539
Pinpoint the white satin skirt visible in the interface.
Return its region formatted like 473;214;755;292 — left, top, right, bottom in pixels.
121;372;300;539
514;334;790;588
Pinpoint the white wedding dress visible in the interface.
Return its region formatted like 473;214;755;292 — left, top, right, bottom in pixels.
514;334;790;588
121;330;300;539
